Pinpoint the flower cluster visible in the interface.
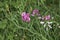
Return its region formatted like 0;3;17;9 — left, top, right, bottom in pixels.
21;9;51;22
21;9;60;29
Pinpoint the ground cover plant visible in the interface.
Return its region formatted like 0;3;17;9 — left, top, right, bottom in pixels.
0;0;60;40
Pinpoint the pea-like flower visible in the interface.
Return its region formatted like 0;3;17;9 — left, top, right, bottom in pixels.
45;15;50;20
21;12;30;22
32;9;40;16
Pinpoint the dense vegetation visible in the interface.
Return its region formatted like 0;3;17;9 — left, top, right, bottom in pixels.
0;0;60;40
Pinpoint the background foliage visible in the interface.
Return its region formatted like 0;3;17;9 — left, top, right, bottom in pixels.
0;0;60;40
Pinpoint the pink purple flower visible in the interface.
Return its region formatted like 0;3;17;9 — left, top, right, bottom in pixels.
32;9;40;16
21;12;30;22
44;15;50;20
41;15;51;20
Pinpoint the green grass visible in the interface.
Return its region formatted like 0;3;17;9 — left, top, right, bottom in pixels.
0;0;60;40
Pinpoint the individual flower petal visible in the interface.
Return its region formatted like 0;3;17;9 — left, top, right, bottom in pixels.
38;17;42;19
44;24;46;28
26;17;30;22
58;26;60;28
21;12;26;16
47;21;53;24
48;25;52;28
52;17;54;19
40;21;44;25
22;15;27;21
